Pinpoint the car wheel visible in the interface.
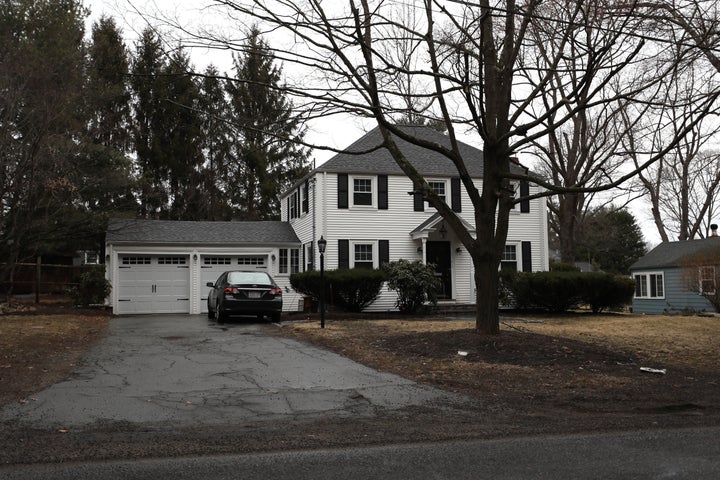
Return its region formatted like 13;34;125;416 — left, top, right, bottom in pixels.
215;303;225;324
270;312;281;323
207;301;214;319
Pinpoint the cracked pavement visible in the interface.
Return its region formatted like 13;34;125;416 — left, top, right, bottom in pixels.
0;315;464;430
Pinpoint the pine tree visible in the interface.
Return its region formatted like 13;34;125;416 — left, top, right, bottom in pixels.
82;15;136;214
131;28;168;218
225;27;310;220
198;65;233;220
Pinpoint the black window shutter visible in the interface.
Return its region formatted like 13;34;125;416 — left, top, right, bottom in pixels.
451;177;461;212
413;182;424;212
521;241;532;272
338;240;349;269
379;240;389;267
520;181;530;213
338;174;348;209
378;175;388;210
302;180;309;213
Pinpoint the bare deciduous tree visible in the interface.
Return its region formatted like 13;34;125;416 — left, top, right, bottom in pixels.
186;0;720;333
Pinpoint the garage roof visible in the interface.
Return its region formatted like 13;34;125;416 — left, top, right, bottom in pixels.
107;219;300;245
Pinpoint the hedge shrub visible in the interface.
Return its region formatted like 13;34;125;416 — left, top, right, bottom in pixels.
290;268;386;312
500;270;634;313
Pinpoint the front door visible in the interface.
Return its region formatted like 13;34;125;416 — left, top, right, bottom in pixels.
426;241;452;299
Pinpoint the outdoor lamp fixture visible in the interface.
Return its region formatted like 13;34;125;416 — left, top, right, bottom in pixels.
317;236;327;329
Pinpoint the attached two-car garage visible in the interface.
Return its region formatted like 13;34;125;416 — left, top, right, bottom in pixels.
106;219;301;315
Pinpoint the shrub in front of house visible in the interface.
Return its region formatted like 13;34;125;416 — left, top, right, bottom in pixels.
328;268;386;312
289;271;324;300
577;273;635;313
501;271;634;313
290;268;386;313
384;259;440;313
68;266;111;307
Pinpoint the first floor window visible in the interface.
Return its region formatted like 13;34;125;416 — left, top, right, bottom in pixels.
305;242;314;271
700;266;716;294
500;245;518;271
279;248;300;274
354;243;374;269
634;272;664;298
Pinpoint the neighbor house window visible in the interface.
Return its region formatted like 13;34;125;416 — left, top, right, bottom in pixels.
634;272;664;298
278;248;300;274
353;178;373;206
289;190;299;219
305;242;314;271
500;245;518;271
353;243;374;269
700;266;716;294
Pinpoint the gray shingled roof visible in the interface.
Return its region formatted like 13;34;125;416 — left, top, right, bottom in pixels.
317;125;525;177
107;219;300;245
630;237;720;270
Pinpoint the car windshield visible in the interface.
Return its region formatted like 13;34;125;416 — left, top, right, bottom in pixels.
227;271;272;285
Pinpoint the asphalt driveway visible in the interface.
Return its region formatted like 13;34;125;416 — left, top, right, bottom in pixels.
0;315;461;430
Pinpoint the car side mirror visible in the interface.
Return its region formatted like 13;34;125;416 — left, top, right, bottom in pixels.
206;282;214;287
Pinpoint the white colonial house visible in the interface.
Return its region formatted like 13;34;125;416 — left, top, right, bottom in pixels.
105;125;549;315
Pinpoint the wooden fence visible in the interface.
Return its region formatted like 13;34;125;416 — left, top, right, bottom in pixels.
1;262;101;295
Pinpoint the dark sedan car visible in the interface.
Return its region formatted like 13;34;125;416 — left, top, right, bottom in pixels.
207;271;283;323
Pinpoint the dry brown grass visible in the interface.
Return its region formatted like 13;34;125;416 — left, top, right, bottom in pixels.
279;313;720;415
0;313;109;405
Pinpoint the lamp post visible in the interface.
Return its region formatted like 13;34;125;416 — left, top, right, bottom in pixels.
317;235;327;329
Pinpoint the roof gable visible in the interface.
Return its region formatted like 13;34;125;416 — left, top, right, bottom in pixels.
106;219;300;245
630;237;720;270
318;125;495;177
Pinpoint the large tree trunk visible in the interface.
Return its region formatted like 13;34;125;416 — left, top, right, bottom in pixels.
473;257;501;334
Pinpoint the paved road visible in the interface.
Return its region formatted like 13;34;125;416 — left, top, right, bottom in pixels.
2;427;719;479
0;315;461;429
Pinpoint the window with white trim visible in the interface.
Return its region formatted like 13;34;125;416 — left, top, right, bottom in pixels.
634;272;664;298
289;190;299;219
305;242;314;271
428;180;446;203
353;243;374;269
353;177;373;206
700;266;716;294
500;245;518;271
278;248;300;274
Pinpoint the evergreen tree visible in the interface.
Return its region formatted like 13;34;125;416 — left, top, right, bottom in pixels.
0;0;88;280
198;65;233;220
82;15;136;214
225;27;310;220
131;28;168;218
576;208;647;275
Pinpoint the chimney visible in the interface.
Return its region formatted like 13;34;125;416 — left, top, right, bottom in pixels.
712;224;718;237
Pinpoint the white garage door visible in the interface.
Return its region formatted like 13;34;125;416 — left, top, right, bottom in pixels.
116;255;191;314
199;255;268;313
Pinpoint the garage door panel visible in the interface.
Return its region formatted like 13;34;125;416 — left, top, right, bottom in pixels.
116;256;190;314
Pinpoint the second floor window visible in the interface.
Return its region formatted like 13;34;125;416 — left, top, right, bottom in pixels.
428;181;446;203
353;178;372;205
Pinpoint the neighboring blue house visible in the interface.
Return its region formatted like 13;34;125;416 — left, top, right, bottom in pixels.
629;235;720;314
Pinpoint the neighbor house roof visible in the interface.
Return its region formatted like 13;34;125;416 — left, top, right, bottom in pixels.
106;219;300;245
317;125;496;177
630;237;720;270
